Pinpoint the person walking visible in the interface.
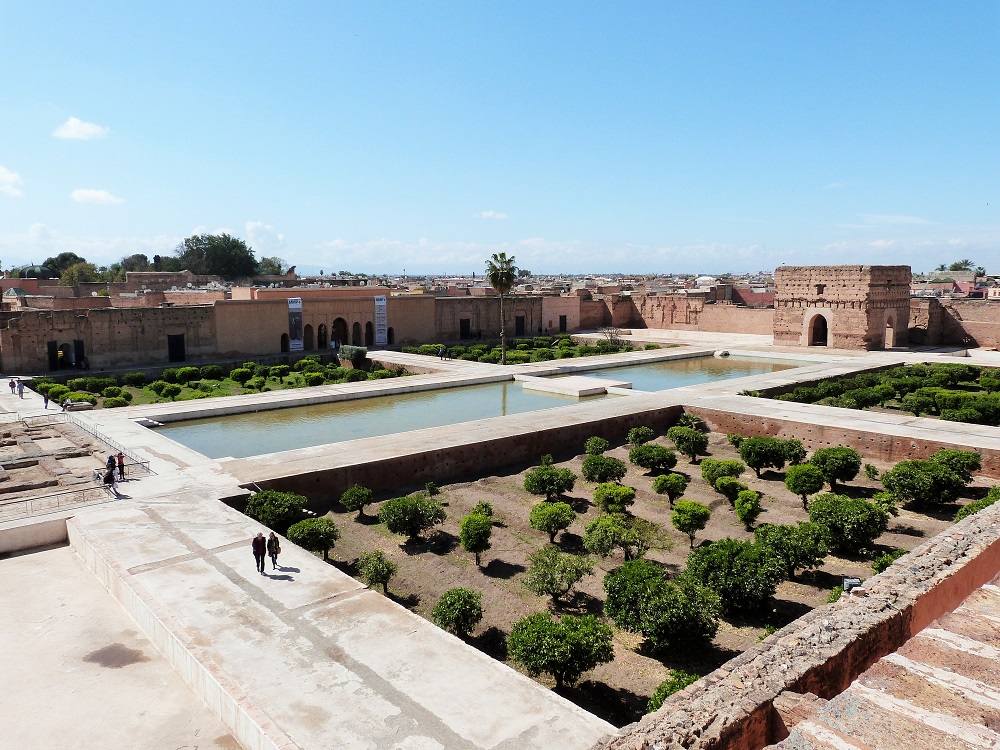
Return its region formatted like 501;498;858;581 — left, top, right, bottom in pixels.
266;532;280;570
116;451;126;480
106;454;116;473
8;379;15;395
16;380;23;399
252;533;267;575
42;392;49;409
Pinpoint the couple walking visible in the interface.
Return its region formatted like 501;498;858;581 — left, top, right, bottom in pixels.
252;532;281;575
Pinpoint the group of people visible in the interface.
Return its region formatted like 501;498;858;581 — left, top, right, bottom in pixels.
7;379;23;398
251;532;281;574
103;452;126;496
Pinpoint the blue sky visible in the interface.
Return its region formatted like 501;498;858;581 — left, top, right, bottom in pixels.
1;2;997;275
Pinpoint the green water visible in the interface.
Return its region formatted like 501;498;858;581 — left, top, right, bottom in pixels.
157;382;598;458
567;356;796;391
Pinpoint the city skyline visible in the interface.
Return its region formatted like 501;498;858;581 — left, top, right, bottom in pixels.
1;2;996;275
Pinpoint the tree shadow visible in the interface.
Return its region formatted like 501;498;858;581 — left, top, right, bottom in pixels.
889;523;925;537
329;558;358;576
402;530;458;556
648;643;740;676
388;591;420;609
481;559;525;579
562;681;647;728
724;597;811;629
556;590;605;617
561;495;592;513
355;513;381;526
904;502;961;522
799;568;846;590
556;532;586;553
469;626;508;660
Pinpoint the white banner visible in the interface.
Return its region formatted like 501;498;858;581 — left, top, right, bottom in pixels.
374;295;387;346
288;297;303;352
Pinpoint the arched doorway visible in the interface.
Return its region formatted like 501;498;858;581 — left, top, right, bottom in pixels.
317;324;328;350
884;317;895;349
303;324;315;351
280;333;289;353
333;318;348;346
352;322;362;346
808;315;828;346
365;322;374;347
58;342;75;367
387;327;395;345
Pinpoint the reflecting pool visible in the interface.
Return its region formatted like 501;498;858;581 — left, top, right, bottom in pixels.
565;356;796;392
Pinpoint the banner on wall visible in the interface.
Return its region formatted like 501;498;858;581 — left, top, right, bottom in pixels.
374;296;388;345
288;297;303;352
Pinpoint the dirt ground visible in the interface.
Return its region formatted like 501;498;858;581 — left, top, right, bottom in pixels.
319;431;977;727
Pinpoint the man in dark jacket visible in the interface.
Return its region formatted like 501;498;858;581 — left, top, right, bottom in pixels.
252;533;267;575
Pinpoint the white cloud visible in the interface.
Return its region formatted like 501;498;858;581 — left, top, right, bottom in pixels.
71;188;124;205
246;220;285;256
0;224;180;267
53;116;110;140
479;210;508;220
0;166;24;197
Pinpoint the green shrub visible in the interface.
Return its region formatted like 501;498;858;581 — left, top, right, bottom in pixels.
955;487;1000;521
103;397;129;408
809;447;862;489
378;494;446;540
807;493;892;554
161;368;180;383
524;546;594;604
529;502;577;542
357;549;397;593
671;500;711;547
784;463;826;508
504;350;532;364
160;384;182;400
734;491;762;529
253;364;271;379
666;426;709;462
881;459;966;507
245;377;265;390
754;523;828;579
369;369;395;379
401;345;420;354
872;548;907;575
584;436;610;455
593;483;636;513
523;464;577;500
245;490;307;531
199;364;224;380
46;385;70;404
304;372;325;387
147;380;169;395
652;472;688;506
582;454;628;483
340;345;367;366
121;371;146;386
700;458;745;487
714;476;748;504
344;369;368;382
627;426;655;445
431;588;483;637
940;407;983;423
340;484;374;517
229;367;253;385
647;670;700;712
644;343;660;351
459;513;493;566
683;538;785;613
101;386;122;399
286;517;340;561
270;364;291;382
67;378;88;391
471;500;493;517
629;444;677;474
738;436;787;477
927;449;982;482
507;612;613;688
176;366;200;384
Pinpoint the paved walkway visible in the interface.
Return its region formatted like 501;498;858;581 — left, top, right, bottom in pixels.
0;545;238;750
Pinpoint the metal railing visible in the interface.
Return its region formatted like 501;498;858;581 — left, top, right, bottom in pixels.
60;414;153;475
0;483;116;522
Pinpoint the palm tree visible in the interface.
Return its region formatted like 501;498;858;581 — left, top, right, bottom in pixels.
485;252;518;365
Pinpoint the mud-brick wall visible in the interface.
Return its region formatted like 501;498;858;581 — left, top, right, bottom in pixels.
632;294;774;334
256;404;684;509
688;403;1000;478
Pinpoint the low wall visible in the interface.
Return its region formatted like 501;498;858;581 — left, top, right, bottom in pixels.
598;504;1000;750
0;515;68;554
687;402;1000;477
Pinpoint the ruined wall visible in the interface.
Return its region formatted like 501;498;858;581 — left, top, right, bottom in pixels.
633;294;774;334
0;306;218;372
540;296;581;334
434;296;545;340
910;298;1000;348
774;265;910;350
580;299;609;329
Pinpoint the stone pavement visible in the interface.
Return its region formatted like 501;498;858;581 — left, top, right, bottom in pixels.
0;544;238;750
769;574;1000;750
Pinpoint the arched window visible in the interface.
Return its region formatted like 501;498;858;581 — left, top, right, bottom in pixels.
280;333;289;353
387;327;395;345
365;321;374;347
808;315;828;346
352;322;362;346
318;324;328;350
303;324;315;351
